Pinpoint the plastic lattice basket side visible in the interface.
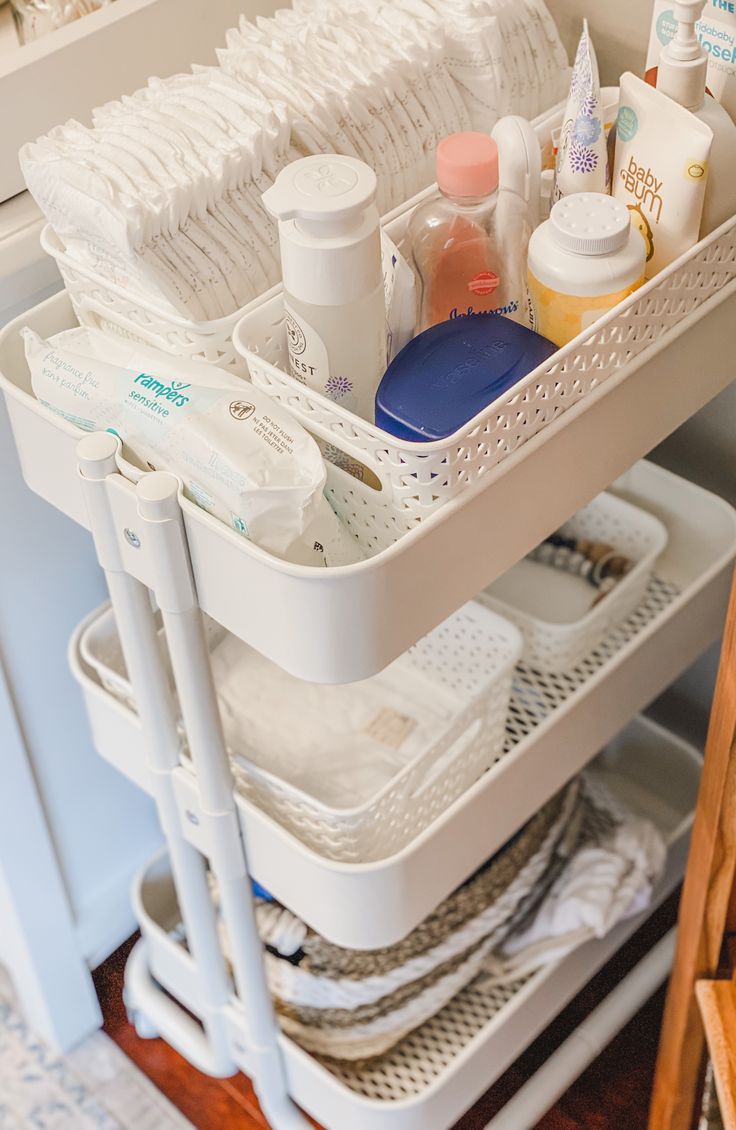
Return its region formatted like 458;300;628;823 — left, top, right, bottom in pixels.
235;210;736;554
79;601;522;864
479;490;668;673
41;226;248;376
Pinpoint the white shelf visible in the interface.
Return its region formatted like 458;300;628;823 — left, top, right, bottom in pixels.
71;460;736;949
125;716;700;1130
0;0;281;204
2;280;736;682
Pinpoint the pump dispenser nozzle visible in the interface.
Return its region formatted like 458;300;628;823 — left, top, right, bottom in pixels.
262;156;377;236
262;154;382;307
657;0;708;110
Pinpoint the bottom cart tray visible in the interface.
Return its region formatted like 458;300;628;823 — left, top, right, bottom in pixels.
127;715;698;1130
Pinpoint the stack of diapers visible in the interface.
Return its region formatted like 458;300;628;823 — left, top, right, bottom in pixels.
220;0;571;213
20;0;569;321
213;772;665;1061
21;71;295;320
218;4;471;213
279;0;571;135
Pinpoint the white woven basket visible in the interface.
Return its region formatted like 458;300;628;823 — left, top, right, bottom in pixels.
79;611;225;707
41;226;248;376
80;602;522;863
234;207;736;555
478;491;668;673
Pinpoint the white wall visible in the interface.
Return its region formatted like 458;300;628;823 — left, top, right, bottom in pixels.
551;0;651;84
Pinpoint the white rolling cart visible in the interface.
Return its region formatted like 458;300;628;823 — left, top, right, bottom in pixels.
1;152;736;1130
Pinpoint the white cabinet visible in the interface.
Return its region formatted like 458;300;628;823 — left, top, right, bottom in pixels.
0;196;163;1049
0;0;282;1051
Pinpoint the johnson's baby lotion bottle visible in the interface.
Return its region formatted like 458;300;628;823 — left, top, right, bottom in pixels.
262;156;387;423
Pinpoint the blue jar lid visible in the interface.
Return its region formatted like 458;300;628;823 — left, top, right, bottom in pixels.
375;315;557;442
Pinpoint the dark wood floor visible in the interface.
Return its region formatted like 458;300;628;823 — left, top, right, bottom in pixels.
93;893;679;1130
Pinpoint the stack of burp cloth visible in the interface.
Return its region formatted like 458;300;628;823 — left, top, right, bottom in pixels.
20;0;570;322
209;772;665;1060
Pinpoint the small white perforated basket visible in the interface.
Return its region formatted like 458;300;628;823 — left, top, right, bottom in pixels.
478;491;668;673
80;601;522;863
234;208;736;555
41;226;248;376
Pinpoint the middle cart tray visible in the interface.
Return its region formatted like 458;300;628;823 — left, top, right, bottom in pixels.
78;600;521;863
70;460;736;948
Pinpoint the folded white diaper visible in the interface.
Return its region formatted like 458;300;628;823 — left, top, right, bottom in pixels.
21;0;570;320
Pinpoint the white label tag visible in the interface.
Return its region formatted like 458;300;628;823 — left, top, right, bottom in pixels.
365;708;417;750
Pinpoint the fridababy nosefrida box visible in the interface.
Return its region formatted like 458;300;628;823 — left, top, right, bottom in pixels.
647;0;736;118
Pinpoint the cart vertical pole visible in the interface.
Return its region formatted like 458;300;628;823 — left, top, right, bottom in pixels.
77;433;234;1075
133;470;309;1130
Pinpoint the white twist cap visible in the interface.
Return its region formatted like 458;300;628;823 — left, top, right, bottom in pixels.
550;193;631;257
262;155;377;230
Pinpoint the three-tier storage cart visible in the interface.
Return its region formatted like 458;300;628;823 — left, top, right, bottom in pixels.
2;123;736;1127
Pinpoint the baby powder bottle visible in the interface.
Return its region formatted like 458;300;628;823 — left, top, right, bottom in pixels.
527;193;646;348
403;133;528;332
262;156;387;423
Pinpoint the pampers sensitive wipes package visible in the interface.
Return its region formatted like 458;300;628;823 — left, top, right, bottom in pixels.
22;328;363;567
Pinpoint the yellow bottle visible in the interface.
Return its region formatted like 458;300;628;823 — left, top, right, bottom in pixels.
527;193;646;348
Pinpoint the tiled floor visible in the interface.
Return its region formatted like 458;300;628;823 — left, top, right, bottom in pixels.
93;893;678;1130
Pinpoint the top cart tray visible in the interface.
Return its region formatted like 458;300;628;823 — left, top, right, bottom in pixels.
1;271;735;683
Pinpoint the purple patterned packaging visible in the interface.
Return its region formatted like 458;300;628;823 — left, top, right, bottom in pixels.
553;21;609;201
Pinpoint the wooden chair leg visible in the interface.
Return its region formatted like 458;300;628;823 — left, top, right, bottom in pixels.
696;978;736;1130
648;567;736;1130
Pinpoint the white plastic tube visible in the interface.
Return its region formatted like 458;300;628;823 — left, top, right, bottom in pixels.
133;469;310;1130
77;433;234;1075
485;929;676;1130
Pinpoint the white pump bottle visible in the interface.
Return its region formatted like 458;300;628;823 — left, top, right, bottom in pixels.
262;156;387;424
656;0;736;234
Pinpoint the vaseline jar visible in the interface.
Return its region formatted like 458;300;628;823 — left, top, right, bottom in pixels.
528;193;646;348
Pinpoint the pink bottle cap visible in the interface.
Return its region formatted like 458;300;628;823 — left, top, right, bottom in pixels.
436;132;499;198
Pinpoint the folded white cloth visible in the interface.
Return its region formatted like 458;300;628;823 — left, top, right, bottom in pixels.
483;773;667;983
